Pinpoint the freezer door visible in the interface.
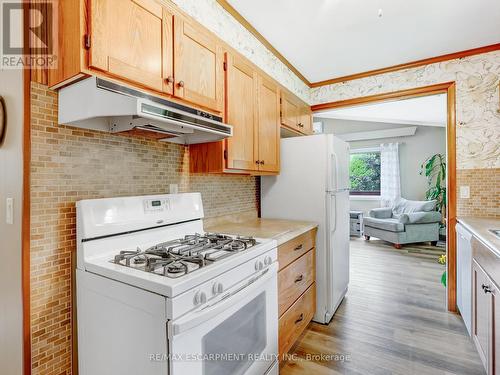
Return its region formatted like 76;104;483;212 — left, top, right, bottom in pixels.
325;190;350;320
327;136;350;193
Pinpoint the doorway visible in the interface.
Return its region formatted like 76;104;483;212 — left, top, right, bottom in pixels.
312;82;457;311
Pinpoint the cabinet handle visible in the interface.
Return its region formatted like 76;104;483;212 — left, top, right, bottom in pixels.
260;160;265;165
165;76;174;84
295;274;304;283
294;313;304;324
294;244;303;251
177;80;185;88
255;160;260;164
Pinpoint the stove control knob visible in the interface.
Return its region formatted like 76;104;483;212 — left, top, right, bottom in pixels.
264;256;272;266
255;260;264;271
212;282;224;295
200;291;207;304
194;291;207;306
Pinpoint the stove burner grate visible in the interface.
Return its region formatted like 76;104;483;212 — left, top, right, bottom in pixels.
112;233;258;278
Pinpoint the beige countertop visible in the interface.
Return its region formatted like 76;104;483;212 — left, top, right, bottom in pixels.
458;217;500;256
206;218;318;246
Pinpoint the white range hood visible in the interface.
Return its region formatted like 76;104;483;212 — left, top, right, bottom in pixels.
58;77;233;144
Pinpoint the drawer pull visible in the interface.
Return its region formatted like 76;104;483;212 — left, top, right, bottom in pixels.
295;313;304;324
294;244;303;251
294;274;304;283
482;284;492;294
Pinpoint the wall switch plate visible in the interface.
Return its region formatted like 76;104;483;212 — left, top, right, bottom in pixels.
6;197;13;224
169;184;179;194
460;186;470;199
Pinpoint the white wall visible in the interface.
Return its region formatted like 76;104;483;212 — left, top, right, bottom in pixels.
0;68;24;374
317;118;446;215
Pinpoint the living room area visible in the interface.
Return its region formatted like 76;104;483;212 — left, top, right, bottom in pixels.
316;93;448;248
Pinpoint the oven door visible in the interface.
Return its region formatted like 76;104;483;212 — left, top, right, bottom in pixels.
168;263;278;375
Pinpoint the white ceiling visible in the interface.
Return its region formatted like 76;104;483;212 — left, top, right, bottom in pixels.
315;94;447;126
227;0;500;82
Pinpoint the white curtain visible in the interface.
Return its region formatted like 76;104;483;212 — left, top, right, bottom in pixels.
380;143;401;207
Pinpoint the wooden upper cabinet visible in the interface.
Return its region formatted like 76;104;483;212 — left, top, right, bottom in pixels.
257;76;280;173
173;17;224;113
89;0;173;94
225;53;258;171
281;92;300;129
281;91;312;135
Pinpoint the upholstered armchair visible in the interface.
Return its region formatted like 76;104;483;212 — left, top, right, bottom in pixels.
363;198;441;249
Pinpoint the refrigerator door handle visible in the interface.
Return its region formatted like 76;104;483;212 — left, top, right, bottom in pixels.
329;152;338;192
330;194;337;235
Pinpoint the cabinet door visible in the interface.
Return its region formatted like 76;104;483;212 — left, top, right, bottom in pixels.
89;0;173;94
174;17;223;113
493;282;499;375
257;76;280;173
225;53;258;171
281;92;299;129
300;106;313;135
473;261;491;371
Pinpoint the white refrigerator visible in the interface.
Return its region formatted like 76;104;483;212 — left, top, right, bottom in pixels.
261;134;350;324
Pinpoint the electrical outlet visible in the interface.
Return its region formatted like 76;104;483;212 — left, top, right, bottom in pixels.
169;184;179;194
460;186;470;199
6;197;13;224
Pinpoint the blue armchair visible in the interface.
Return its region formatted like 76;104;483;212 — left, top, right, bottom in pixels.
363;198;441;249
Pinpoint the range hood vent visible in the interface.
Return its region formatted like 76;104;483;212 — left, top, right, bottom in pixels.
58;77;232;144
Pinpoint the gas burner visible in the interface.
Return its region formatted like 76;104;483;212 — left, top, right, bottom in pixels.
112;233;259;278
228;240;246;251
167;262;187;274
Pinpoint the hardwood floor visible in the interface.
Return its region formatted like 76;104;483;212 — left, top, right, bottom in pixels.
280;238;485;375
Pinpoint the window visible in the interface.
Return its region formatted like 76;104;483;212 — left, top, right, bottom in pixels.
349;149;381;196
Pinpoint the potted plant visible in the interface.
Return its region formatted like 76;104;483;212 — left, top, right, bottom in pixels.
419;153;447;238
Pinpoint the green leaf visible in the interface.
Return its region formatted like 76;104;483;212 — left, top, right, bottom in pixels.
441;271;447;287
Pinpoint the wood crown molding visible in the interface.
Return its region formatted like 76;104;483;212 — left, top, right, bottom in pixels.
215;0;311;87
311;81;456;112
213;2;500;90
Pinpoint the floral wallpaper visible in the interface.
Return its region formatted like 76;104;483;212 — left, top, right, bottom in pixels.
170;0;311;102
311;51;500;170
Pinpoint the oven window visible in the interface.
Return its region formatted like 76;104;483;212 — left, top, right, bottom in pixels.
202;292;267;375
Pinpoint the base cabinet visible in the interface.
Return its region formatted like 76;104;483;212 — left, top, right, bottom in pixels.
472;238;500;375
277;228;317;359
473;260;492;369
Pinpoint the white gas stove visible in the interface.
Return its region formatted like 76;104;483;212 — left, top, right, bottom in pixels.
76;193;278;375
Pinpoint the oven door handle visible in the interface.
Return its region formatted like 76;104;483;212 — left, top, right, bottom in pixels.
170;263;277;336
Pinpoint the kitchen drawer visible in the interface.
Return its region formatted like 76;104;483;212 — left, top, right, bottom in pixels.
279;283;316;358
278;250;315;316
278;229;316;271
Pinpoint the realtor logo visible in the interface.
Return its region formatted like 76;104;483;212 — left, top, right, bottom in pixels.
1;0;58;69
